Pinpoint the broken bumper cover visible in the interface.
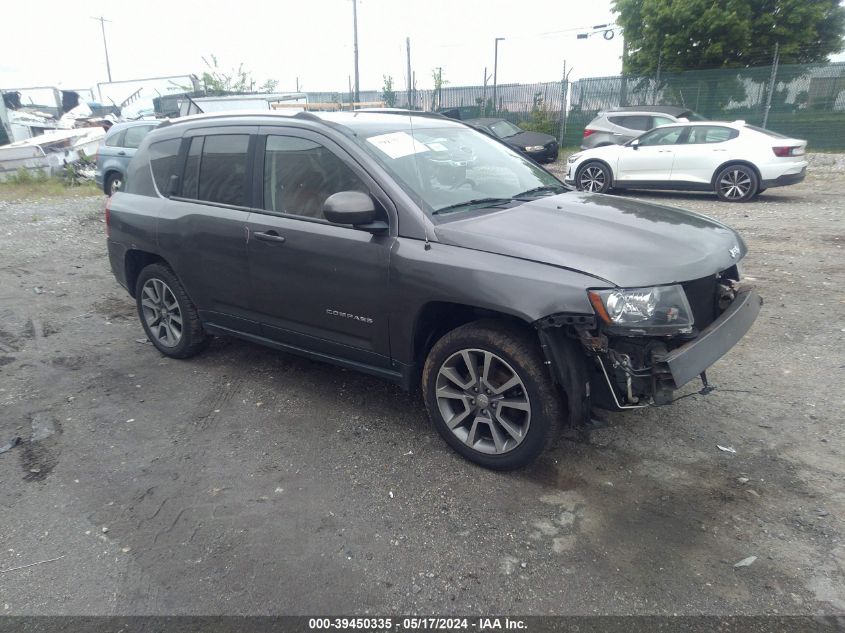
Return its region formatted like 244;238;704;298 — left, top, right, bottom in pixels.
654;287;762;389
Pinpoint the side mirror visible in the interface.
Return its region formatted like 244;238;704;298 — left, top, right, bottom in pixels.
323;191;388;232
629;139;640;150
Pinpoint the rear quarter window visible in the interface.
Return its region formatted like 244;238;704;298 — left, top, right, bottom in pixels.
148;139;182;196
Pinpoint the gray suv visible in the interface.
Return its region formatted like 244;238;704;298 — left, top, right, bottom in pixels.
96;120;160;195
581;106;706;149
106;111;761;469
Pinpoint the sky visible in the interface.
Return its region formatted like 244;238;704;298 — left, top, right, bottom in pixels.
0;0;624;95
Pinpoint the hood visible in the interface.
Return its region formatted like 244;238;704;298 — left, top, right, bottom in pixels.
505;130;556;148
433;192;746;288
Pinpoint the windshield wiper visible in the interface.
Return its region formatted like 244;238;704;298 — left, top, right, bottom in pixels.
432;198;513;215
513;185;566;199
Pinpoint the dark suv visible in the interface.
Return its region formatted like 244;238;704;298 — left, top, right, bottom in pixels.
107;111;761;469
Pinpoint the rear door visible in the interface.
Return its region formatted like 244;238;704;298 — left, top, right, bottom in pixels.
615;125;686;182
118;124;156;167
157;127;259;333
245;126;394;368
607;114;652;144
670;125;739;184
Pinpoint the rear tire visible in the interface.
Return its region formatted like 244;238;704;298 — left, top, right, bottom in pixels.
135;264;208;359
422;320;562;470
715;164;758;202
576;161;611;193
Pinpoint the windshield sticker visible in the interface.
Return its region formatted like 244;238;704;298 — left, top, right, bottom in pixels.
425;142;449;152
366;132;430;159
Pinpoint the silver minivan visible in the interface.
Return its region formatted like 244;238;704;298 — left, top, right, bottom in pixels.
580;106;705;149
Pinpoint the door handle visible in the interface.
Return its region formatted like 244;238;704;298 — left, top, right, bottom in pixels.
254;230;286;243
713;149;727;152
117;151;126;156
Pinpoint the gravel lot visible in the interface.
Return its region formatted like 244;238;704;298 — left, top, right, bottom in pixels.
0;171;843;616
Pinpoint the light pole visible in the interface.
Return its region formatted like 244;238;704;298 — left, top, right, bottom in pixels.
492;37;504;114
92;16;113;82
351;0;360;105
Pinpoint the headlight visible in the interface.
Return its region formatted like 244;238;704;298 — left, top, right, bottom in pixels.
567;153;581;163
588;285;694;334
524;145;545;152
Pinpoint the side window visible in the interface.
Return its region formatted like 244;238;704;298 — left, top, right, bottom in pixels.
197;134;250;207
652;116;675;127
122;125;153;149
181;136;202;200
263;135;367;220
637;126;684;146
685;126;738;144
105;129;127;147
148;139;182;195
621;115;652;131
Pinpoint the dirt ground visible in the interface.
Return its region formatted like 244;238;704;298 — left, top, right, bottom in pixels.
0;171;843;616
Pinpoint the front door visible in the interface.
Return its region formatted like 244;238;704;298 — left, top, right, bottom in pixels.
616;125;685;183
246;128;394;369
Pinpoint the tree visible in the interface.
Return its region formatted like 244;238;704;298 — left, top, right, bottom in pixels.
431;68;448;111
613;0;845;74
200;54;278;93
381;75;397;107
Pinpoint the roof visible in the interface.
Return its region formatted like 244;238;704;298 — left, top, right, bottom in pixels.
606;105;696;116
160;110;464;135
464;118;506;126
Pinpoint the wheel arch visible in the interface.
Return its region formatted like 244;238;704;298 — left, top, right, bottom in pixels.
575;158;615;188
124;250;169;298
710;160;762;189
412;302;536;371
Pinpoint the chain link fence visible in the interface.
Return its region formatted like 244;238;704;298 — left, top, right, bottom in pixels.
306;61;845;151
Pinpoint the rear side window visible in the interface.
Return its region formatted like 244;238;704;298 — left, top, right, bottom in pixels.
123;125;154;149
652;116;675;127
685;126;738;144
263;135;366;220
148;139;182;195
744;124;788;139
197;134;250;207
610;115;651;131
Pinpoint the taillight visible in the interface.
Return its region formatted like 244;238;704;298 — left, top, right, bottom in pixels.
583;129;596;137
772;146;804;157
104;196;111;237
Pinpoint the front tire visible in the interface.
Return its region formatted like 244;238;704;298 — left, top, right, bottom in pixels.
715;164;758;202
105;172;122;197
135;264;208;358
422;320;562;470
576;161;611;193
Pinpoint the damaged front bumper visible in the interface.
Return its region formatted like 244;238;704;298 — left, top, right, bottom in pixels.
588;286;762;409
653;287;762;390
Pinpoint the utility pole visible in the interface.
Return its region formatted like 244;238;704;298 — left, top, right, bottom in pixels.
762;42;780;129
92;16;113;82
492;37;504;115
406;37;413;108
351;0;360;105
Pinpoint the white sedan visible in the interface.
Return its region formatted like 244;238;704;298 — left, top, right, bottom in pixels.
564;121;807;202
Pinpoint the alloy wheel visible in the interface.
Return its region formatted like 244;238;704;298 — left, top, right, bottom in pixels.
140;278;183;347
719;169;752;200
579;165;606;192
434;348;531;455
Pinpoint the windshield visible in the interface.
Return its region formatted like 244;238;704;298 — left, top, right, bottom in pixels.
357;124;563;215
488;120;522;138
684;111;708;121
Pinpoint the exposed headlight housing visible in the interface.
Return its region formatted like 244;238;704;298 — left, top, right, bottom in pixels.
588;285;694;334
524;145;545;152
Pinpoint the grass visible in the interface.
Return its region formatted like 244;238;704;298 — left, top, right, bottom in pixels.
0;169;101;201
